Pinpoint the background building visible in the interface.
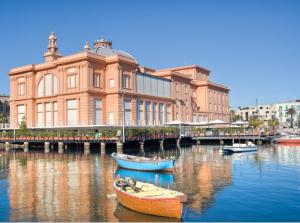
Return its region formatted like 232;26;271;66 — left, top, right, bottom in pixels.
235;99;300;128
9;33;230;128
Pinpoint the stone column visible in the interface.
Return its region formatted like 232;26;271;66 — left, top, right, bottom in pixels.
58;142;64;154
24;142;29;152
159;139;164;151
5;142;10;152
139;141;145;155
84;142;90;154
100;142;106;155
116;142;123;154
44;142;50;153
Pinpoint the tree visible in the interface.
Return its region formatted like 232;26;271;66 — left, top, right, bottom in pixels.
18;116;29;136
249;116;262;132
287;107;296;128
0;112;8;123
268;117;279;133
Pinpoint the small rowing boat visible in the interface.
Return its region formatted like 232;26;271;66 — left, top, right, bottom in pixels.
111;152;175;172
113;178;186;219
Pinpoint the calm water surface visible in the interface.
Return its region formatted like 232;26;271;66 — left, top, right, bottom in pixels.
0;144;300;222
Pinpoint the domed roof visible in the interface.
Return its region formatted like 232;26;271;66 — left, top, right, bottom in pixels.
88;38;137;63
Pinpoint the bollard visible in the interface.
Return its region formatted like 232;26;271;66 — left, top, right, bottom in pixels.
44;142;50;153
84;142;90;154
58;142;64;154
116;142;123;154
100;142;106;155
24;142;29;152
176;138;181;147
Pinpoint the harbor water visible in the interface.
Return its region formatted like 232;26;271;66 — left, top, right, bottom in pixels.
0;144;300;222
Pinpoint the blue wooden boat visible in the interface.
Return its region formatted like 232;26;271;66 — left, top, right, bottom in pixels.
111;153;175;172
115;168;175;187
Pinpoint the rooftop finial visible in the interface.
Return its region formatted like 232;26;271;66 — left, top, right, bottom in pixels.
44;31;62;62
83;41;90;51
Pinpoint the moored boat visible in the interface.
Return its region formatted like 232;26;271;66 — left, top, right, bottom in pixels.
276;135;300;145
111;152;175;172
113;178;186;219
221;142;257;153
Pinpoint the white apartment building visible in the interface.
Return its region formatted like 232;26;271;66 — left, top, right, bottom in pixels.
236;104;275;121
273;100;300;127
235;99;300;128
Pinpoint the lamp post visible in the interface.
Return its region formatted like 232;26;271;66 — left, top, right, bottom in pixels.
121;71;125;143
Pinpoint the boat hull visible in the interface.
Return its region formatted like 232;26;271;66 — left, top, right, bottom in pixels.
113;184;183;219
277;139;300;145
112;153;175;171
223;146;257;153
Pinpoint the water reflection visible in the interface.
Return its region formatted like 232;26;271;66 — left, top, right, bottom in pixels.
0;144;300;221
115;168;175;187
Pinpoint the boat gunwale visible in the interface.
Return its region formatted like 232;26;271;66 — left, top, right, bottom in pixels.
113;181;185;201
112;152;175;164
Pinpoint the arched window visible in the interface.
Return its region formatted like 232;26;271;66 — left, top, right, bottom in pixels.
37;74;58;97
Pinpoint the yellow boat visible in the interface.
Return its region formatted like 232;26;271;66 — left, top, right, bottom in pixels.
114;179;187;219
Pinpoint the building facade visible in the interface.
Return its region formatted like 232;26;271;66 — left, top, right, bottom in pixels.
236;104;276;121
9;33;230;128
235;100;300;128
273;100;300;127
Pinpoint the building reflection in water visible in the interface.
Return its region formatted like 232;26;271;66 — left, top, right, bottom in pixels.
7;153;118;222
3;144;299;221
174;145;232;212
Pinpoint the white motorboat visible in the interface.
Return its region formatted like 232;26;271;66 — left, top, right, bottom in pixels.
220;141;257;153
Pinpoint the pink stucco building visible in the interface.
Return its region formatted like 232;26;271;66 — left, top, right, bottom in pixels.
9;32;229;128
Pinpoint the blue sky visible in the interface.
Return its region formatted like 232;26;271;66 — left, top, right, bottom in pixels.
0;0;299;108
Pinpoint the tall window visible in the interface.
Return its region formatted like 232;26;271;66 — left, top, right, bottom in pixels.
123;75;130;89
109;79;115;88
53;102;58;126
17;105;25;125
152;103;157;125
124;99;131;125
37;74;58;97
68;74;77;89
185;85;188;94
18;78;25;96
93;73;101;88
165;104;171;123
45;102;52;127
145;102;151;125
67;99;77;126
175;83;179;92
108;112;114;125
159;103;164;125
136;100;143;125
94;99;102;125
37;104;43;127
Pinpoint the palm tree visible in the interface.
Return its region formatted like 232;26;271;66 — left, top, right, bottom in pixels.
249;116;262;134
287;107;296;128
268;117;279;133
